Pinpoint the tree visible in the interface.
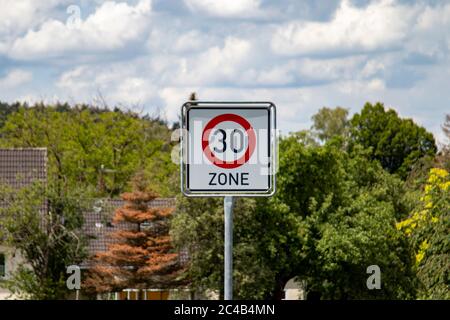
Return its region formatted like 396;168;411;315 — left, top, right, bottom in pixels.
0;182;88;299
443;114;450;140
171;196;275;299
0;103;177;197
397;168;449;299
305;181;417;299
172;134;418;299
256;137;417;299
0;101;21;131
311;107;349;142
350;102;436;178
84;173;185;294
438;114;450;170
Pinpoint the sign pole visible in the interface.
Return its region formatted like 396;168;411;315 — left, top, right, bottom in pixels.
224;196;234;300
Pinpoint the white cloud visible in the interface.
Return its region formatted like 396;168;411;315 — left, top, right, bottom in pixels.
159;86;309;126
173;30;210;52
57;58;159;107
8;0;152;60
1;0;448;143
0;69;33;89
296;56;366;82
409;2;450;58
159;87;195;121
184;0;261;18
361;59;386;78
109;77;156;104
147;28;216;54
175;37;252;85
0;0;69;55
0;0;64;36
254;65;295;86
416;3;450;31
271;0;416;56
337;78;386;95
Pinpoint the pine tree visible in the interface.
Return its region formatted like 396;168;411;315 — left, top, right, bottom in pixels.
84;173;185;294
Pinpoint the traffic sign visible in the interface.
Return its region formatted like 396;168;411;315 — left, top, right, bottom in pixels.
181;101;277;196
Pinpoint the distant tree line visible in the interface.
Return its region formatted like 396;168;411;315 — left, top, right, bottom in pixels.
0;101;178;198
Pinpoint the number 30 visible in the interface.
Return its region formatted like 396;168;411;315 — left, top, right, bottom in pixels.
213;129;244;154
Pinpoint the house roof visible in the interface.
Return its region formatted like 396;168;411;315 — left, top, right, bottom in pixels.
0;149;185;267
0;148;48;241
0;148;47;188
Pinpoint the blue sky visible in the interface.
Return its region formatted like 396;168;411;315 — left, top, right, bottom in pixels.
0;0;449;144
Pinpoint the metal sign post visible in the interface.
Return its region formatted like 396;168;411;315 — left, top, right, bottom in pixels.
181;101;277;301
224;196;234;300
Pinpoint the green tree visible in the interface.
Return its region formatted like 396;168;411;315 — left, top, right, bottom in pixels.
439;114;450;170
172;134;418;299
260;137;416;299
0;104;177;197
0;101;21;130
305;180;417;299
397;168;449;299
171;196;276;299
350;102;436;178
311;107;349;142
0;182;89;299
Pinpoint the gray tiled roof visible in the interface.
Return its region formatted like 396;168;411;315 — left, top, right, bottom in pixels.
0;149;187;267
0;148;48;240
0;148;47;188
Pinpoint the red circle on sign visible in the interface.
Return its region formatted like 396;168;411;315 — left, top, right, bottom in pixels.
202;114;256;169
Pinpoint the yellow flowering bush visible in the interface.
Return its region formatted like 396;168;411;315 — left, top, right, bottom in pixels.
397;167;449;299
415;240;429;265
396;168;447;240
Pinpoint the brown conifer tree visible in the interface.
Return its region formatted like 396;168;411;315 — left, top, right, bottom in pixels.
84;173;185;294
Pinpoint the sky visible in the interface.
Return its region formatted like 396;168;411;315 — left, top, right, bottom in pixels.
0;0;449;144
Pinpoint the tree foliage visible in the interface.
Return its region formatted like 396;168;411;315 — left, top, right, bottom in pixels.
172;196;276;299
350;102;436;178
397;168;449;299
0;103;177;197
172;134;418;299
439;114;450;170
261;137;417;299
0;182;88;299
0;100;446;300
311;106;349;142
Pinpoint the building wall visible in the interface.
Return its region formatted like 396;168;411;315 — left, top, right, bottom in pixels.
0;244;25;300
283;278;306;300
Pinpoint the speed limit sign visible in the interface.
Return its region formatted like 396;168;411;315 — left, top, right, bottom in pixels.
181;101;277;196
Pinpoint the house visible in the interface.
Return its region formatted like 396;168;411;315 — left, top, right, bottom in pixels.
0;148;187;300
0;148;47;300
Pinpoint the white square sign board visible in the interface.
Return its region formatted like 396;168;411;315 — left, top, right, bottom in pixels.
181;102;277;197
